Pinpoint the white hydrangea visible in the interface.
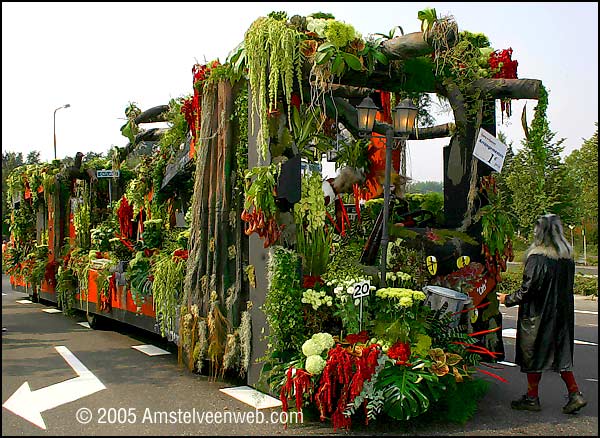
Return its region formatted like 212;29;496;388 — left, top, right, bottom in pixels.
302;339;322;357
305;354;326;375
306;17;330;37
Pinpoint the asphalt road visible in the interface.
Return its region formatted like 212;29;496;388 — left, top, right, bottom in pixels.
2;274;598;436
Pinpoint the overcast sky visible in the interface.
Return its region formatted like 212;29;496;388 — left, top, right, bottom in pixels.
2;2;598;182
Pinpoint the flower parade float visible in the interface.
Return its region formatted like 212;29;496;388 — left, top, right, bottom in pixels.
4;7;546;431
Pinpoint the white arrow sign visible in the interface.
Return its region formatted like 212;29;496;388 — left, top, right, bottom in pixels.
2;346;106;430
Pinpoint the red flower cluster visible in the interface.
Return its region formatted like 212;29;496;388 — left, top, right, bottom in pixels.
387;341;411;365
488;48;518;79
173;249;189;261
116;196;134;239
302;275;324;289
425;228;442;242
180;97;196;137
344;330;370;345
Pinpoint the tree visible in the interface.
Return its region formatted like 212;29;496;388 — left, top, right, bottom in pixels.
26;150;41;164
564;124;598;243
505;87;575;237
2;151;25;238
407;180;443;193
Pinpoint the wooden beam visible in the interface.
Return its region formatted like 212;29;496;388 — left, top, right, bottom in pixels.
468;78;542;100
379;31;454;60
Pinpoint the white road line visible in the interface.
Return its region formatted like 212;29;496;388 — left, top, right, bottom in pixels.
502;328;597;346
15;299;32;304
42;308;62;314
498;361;517;367
586;378;598;382
575;310;598;315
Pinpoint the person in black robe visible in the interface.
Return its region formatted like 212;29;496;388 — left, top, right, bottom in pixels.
497;214;587;414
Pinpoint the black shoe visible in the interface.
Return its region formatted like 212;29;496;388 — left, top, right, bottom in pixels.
563;392;587;414
511;394;541;411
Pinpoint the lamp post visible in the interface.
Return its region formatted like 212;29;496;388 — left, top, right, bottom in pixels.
357;96;418;286
53;104;71;160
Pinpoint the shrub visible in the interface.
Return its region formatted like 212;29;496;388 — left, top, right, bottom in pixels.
498;270;597;297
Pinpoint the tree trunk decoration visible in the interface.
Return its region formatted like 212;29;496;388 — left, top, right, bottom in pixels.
183;80;246;332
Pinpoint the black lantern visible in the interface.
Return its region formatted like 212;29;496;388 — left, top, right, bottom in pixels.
392;98;418;136
356;96;379;136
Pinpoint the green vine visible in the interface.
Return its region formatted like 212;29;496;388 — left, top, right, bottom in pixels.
151;250;186;336
244;15;305;160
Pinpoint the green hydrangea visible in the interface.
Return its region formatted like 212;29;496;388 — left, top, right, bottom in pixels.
323;20;357;49
312;332;335;351
302;339;322;357
305;354;326;374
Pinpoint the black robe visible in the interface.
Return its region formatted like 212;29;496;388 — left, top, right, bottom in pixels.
504;248;575;373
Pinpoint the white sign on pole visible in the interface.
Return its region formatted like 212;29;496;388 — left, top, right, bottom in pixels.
352;280;371;332
473;128;508;172
96;169;120;178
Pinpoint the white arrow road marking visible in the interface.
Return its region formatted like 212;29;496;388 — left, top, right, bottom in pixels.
2;346;106;430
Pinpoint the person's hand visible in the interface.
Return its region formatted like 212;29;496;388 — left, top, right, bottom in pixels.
497;293;507;305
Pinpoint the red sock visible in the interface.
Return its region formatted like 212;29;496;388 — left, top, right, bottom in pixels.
527;372;542;398
560;371;579;394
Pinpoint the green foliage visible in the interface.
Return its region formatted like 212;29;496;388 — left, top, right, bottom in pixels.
91;223;115;252
244;163;280;219
56;266;77;314
262;246;306;353
417;7;437;36
151;250;186;336
73;181;92;251
375;360;439;421
288;105;332;162
294;171;331;277
334;138;370;172
141;219;163;249
424;377;489;424
126;250;153;308
232;85;249;194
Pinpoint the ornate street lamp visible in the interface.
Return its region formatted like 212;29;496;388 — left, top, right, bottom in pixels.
53;104;71;160
356;96;418;286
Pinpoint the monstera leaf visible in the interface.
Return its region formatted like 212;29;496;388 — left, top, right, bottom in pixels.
374;360;440;421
